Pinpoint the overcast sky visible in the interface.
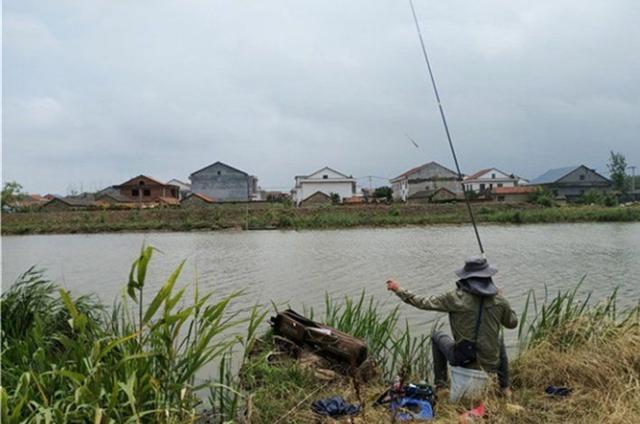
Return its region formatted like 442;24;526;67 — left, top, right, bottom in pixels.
3;0;639;194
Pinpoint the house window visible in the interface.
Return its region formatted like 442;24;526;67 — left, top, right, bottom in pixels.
132;189;139;197
579;175;585;181
498;196;505;202
323;175;328;179
171;189;177;197
498;183;503;187
491;173;496;179
139;181;145;186
480;183;485;191
143;189;151;197
217;171;221;175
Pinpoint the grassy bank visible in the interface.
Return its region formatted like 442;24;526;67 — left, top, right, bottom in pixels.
2;203;640;235
2;249;639;422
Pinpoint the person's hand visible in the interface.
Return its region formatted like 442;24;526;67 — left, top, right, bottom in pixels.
497;286;504;296
386;279;401;292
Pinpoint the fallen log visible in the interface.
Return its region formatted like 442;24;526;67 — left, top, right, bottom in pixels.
270;309;368;367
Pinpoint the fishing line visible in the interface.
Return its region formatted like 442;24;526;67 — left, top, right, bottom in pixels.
408;0;485;254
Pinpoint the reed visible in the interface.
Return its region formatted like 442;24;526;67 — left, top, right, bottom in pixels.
0;248;257;423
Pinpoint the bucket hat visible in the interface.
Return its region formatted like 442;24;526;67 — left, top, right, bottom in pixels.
454;256;498;279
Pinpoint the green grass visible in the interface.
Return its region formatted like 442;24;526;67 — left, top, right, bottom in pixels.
2;203;639;235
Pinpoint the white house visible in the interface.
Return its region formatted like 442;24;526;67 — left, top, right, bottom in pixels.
166;179;191;200
463;168;528;193
292;167;356;206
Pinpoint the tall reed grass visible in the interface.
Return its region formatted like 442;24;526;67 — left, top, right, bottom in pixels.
0;246;262;423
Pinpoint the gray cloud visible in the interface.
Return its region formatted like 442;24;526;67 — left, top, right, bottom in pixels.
3;0;639;194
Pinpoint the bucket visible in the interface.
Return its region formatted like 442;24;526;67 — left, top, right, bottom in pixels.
449;366;489;402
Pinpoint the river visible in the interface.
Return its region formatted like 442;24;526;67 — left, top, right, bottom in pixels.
3;223;640;348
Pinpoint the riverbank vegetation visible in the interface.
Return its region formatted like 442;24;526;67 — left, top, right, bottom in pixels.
2;250;639;422
2;202;640;235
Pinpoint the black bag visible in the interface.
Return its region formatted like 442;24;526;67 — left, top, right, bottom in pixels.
452;297;484;366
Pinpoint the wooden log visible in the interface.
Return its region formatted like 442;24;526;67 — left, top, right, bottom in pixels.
270;309;368;367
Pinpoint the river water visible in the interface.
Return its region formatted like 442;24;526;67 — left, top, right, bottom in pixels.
3;223;640;347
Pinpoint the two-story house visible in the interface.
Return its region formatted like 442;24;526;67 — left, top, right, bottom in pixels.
528;165;611;201
292;167;356;206
390;161;460;202
463;168;528;193
189;162;258;202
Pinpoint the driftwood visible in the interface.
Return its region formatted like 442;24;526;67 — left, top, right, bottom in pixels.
270;309;369;368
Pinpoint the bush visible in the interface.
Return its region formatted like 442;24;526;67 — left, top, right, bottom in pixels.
529;187;556;207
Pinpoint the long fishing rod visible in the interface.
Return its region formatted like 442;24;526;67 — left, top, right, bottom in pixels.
408;0;485;255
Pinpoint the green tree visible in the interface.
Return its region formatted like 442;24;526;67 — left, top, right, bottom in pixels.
373;186;393;201
607;151;628;193
528;187;555;207
329;192;341;204
2;181;25;207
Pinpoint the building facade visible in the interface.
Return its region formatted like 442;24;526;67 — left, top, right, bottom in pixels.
292;167;356;206
114;175;180;203
390;162;460;202
528;165;612;201
189;162;258;202
463;168;527;193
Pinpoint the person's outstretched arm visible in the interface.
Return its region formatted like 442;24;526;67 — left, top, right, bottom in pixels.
386;279;453;312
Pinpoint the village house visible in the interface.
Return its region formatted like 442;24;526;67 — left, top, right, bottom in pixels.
95;192;132;205
408;187;459;203
390;161;461;202
493;186;536;203
528;165;612;201
300;191;332;207
463;168;528;193
40;196;97;211
189;162;258;202
292;166;356;206
114;175;180;204
166;179;192;200
180;192;216;208
14;194;48;209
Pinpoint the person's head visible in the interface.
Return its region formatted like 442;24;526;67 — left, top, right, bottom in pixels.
454;256;498;280
455;256;498;297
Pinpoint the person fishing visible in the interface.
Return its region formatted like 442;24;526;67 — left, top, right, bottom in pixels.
386;256;517;396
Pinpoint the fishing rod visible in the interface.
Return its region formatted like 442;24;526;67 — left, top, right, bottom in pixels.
408;0;485;255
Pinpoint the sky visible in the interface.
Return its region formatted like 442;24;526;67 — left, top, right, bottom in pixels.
3;0;639;194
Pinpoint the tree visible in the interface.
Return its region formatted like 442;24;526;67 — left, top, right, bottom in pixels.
373;186;393;202
329;192;341;204
607;151;628;193
2;181;25;207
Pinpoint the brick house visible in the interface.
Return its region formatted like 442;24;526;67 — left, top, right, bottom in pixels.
114;175;180;204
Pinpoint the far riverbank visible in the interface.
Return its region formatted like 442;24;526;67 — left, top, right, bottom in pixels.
2;202;639;235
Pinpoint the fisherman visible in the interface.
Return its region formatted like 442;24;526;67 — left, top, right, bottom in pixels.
386;256;517;396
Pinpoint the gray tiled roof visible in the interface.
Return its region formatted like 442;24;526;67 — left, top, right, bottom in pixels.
529;166;579;185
